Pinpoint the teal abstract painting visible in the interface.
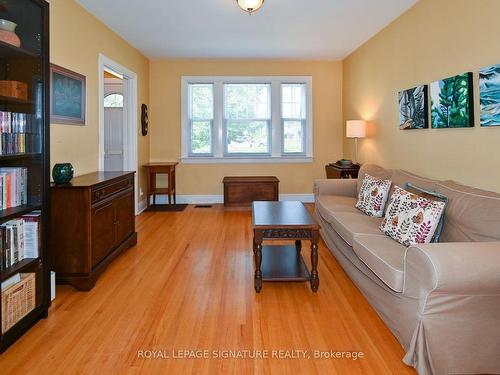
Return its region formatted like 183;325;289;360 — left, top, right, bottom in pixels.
480;64;500;127
430;73;474;128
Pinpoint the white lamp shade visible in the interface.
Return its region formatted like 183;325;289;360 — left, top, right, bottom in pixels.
346;120;366;138
237;0;264;13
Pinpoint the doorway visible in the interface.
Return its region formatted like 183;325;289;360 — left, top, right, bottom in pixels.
98;54;139;214
104;74;124;171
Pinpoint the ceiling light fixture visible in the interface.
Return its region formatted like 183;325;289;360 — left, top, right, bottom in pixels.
236;0;264;15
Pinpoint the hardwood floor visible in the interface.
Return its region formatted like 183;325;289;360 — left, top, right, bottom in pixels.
0;205;416;374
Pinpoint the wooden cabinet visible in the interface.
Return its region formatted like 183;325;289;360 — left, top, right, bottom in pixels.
223;176;279;207
50;172;137;291
325;163;360;179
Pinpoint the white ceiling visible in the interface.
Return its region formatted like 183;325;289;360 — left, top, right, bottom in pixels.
76;0;418;60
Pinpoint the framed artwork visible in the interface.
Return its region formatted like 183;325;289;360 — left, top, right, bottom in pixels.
430;72;474;128
479;64;500;127
50;64;86;125
398;85;429;130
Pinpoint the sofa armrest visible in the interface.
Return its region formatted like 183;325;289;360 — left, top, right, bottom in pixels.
404;242;500;297
314;179;358;198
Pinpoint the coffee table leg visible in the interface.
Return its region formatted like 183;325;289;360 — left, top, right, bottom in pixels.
254;234;263;293
295;240;302;256
310;238;319;292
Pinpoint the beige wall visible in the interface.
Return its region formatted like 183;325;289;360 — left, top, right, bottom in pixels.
149;60;343;195
343;0;500;193
50;0;150;202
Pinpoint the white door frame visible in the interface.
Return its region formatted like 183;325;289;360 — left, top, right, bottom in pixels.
98;53;139;215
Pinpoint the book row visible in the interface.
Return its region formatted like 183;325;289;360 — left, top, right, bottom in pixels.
0;132;40;155
0;211;41;271
0;111;39;134
0;167;28;210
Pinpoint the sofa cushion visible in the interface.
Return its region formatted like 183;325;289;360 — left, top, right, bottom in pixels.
316;195;360;222
391;169;438;193
380;186;446;247
329;211;384;246
357;164;393;193
352;234;406;292
356;174;392;217
435;180;500;242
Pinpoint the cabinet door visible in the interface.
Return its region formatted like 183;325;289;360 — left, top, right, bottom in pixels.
91;200;116;268
114;189;134;245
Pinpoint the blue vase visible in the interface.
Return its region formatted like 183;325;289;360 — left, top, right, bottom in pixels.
52;163;74;184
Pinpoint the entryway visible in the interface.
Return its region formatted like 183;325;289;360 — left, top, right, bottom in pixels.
103;72;124;171
98;54;139;214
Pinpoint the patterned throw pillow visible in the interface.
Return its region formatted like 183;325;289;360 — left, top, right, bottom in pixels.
355;174;392;217
380;186;446;247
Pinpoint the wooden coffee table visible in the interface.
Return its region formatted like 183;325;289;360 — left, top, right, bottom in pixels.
252;201;320;293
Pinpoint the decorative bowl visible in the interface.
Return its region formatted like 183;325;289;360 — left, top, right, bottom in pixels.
0;19;17;33
339;159;353;166
52;163;74;184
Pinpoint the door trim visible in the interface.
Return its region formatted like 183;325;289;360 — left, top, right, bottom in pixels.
98;53;139;215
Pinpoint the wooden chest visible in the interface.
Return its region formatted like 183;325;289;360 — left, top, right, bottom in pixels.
50;171;137;291
223;176;279;207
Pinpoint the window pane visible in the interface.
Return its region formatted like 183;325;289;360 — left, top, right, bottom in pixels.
226;120;269;154
191;120;211;154
282;84;306;119
225;84;270;120
104;93;123;108
283;121;304;153
190;84;213;119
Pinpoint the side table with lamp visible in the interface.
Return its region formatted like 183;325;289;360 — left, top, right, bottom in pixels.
325;120;366;179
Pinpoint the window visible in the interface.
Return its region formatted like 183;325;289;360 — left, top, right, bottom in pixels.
189;84;213;155
182;76;312;163
224;83;271;155
104;93;123;108
282;84;306;154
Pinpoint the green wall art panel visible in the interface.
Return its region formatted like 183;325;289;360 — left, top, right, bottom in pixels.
480;64;500;126
430;72;474;128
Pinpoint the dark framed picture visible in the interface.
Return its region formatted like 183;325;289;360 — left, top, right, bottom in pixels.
50;64;86;125
430;72;474;128
398;85;429;130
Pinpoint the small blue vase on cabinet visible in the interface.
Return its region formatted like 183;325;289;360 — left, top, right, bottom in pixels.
52;163;74;184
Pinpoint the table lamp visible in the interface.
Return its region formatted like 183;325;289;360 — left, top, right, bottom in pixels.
346;120;366;165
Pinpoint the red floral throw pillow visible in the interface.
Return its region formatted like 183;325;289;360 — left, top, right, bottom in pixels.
380;186;446;247
355;174;392;217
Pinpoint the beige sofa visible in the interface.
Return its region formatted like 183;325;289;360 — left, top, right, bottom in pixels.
314;164;500;375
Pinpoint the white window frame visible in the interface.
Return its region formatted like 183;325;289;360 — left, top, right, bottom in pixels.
181;76;313;164
187;83;214;157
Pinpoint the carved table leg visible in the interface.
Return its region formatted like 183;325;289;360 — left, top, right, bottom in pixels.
310;232;320;292
295;240;302;256
254;232;263;293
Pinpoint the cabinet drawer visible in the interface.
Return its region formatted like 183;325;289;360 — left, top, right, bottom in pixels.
92;176;132;204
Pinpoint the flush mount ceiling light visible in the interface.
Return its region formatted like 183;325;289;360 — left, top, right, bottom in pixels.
237;0;265;15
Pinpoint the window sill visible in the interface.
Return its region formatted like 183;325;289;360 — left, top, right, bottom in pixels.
180;156;314;164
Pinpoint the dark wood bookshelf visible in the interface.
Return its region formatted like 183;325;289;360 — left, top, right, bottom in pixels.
0;204;42;222
1;258;40;281
0;0;50;353
0;152;42;161
0;95;34;105
0;40;39;59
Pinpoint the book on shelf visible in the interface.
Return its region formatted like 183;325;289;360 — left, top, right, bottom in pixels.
0;211;40;271
0;167;28;209
0;111;39;155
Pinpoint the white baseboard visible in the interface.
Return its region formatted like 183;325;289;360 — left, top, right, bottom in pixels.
137;198;148;215
148;194;315;205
